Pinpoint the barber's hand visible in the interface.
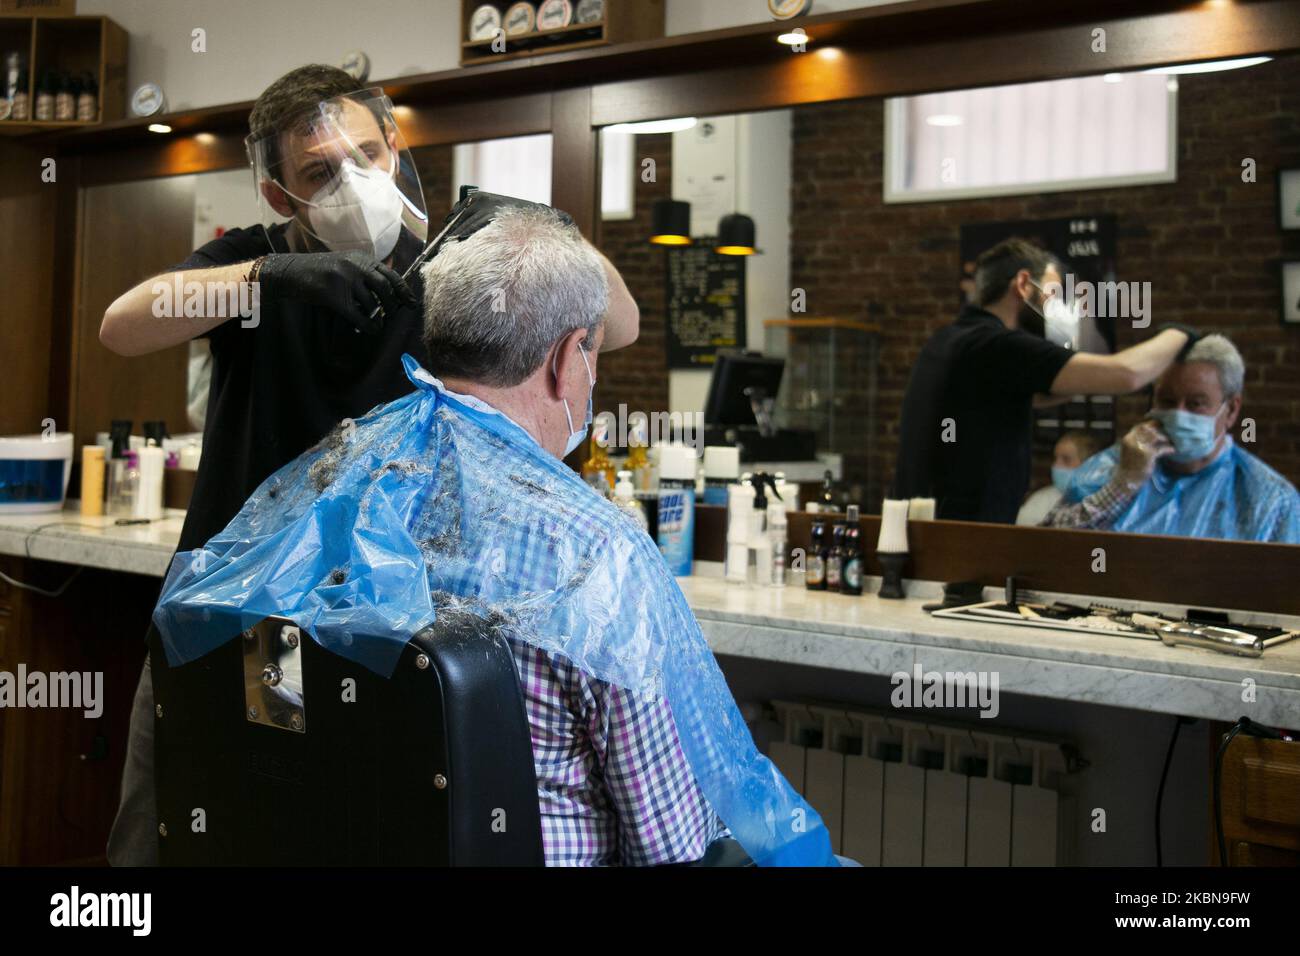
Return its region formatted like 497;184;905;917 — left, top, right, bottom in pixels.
1116;420;1175;486
443;190;575;245
256;252;418;334
1156;322;1200;359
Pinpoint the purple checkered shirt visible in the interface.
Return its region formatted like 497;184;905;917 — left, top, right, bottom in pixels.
507;638;730;866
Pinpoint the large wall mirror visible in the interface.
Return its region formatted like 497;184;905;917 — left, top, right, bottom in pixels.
594;52;1300;548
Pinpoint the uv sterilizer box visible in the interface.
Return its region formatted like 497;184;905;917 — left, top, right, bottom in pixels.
0;433;74;513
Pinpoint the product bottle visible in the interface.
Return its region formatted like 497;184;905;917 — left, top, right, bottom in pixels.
108;450;141;518
724;480;754;584
11;69;28;121
769;498;789;588
613;470;648;531
80;445;105;517
805;516;827;591
820;469;837;511
748;473;780;587
581;419;616;497
137;443;166;520
841;504;863;595
55;72;76;121
625;432;652;492
656;444;697;577
34;70;54;121
826;514;846;590
76;71;98;122
702;445;740;506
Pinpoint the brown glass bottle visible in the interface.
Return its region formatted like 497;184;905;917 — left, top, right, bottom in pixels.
805;517;827;590
841;504;863;595
826;517;846;590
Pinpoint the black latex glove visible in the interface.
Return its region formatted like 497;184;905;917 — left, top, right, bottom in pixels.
257;251;418;334
442;189;575;246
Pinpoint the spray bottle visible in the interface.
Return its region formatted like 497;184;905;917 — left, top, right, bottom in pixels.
725;479;755;584
748;472;782;587
769;494;789;588
656;444;697;576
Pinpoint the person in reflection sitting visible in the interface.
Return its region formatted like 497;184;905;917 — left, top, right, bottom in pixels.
1042;334;1300;543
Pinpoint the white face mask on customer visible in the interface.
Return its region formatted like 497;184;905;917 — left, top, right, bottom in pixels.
303;157;405;260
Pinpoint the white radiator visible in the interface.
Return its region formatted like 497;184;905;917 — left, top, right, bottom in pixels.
769;702;1071;866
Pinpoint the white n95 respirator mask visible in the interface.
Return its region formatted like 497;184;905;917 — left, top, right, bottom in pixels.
303;158;405;260
1029;280;1082;348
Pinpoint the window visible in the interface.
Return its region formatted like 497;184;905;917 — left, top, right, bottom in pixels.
599;126;636;221
452;133;553;205
884;72;1177;203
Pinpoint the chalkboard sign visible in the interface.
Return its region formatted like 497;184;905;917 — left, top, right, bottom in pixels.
664;240;746;369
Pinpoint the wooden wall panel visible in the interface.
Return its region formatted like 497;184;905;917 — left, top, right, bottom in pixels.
70;176;196;454
0;142;57;436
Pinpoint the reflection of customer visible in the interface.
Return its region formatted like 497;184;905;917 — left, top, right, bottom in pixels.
1016;431;1101;526
1043;335;1300;543
894;238;1196;523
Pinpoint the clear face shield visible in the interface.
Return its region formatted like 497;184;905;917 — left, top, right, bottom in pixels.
245;88;428;260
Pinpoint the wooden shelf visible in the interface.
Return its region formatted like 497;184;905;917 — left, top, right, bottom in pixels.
462;18;606;48
0;14;127;136
460;0;661;67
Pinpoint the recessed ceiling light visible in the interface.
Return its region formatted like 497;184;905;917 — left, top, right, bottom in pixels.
777;28;808;45
926;114;963;127
147;123;173;134
1143;56;1271;75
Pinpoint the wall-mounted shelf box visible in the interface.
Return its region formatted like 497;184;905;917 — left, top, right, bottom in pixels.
460;0;663;67
0;14;127;136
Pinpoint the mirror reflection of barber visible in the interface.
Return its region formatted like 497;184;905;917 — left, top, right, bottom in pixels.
893;238;1198;524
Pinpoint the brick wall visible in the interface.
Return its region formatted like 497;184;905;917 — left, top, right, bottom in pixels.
789;57;1300;500
595;133;674;425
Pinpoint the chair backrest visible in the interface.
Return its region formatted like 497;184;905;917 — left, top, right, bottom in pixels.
149;611;545;866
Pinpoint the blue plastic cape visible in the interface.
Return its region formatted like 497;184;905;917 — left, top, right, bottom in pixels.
154;354;835;867
1063;438;1300;542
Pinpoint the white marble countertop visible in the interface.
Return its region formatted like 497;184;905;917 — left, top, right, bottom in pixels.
683;575;1300;726
4;505;1297;725
0;505;183;577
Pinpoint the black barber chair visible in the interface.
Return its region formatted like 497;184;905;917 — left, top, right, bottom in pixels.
149;614;753;866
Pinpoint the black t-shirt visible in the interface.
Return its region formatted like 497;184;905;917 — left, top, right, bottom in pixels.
893;305;1073;524
171;224;428;553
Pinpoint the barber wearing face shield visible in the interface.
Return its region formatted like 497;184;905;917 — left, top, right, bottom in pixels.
98;65;485;866
893;237;1201;524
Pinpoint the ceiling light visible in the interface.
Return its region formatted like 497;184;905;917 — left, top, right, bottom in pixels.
147;123;173;134
1143;56;1271;75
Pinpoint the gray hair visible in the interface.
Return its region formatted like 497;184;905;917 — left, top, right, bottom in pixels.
1183;334;1245;398
420;206;609;387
